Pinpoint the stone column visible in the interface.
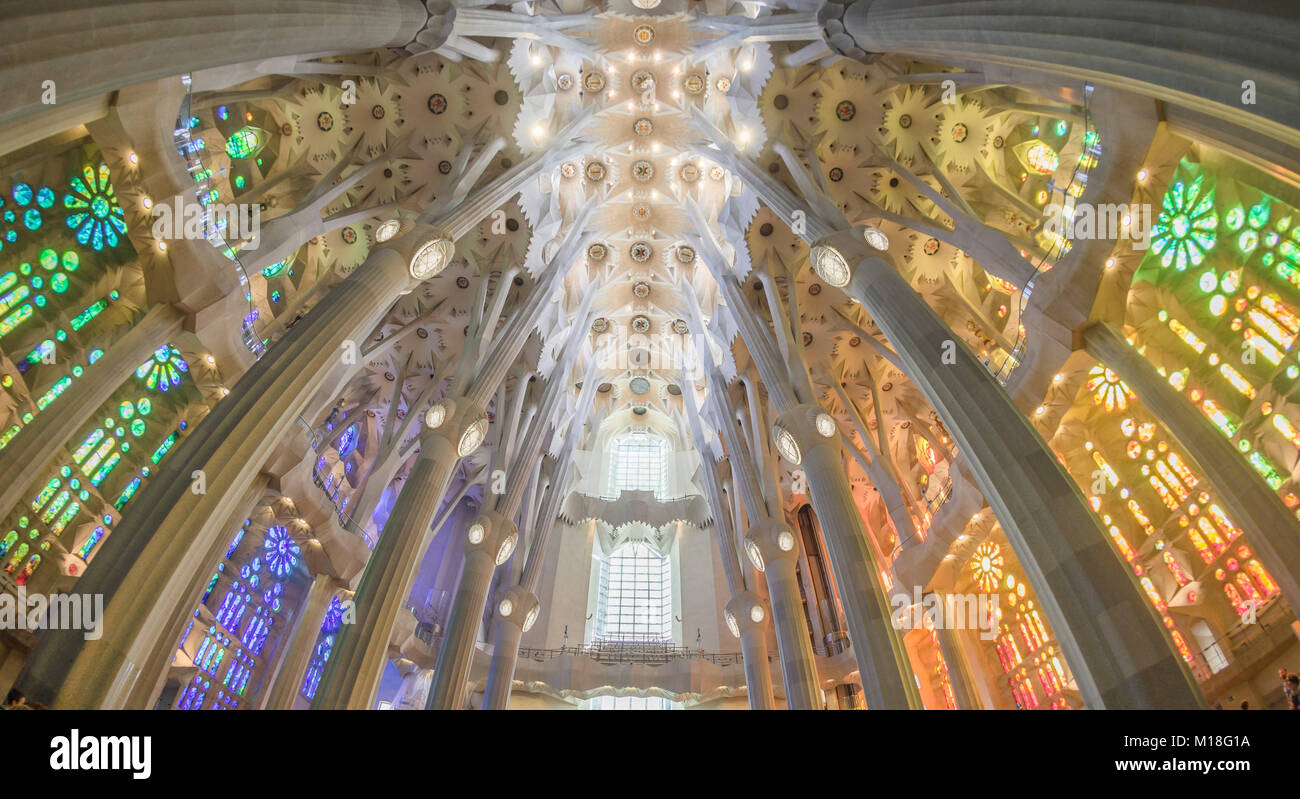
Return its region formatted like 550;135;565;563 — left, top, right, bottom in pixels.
0;304;185;518
309;423;469;710
726;592;776;710
831;0;1300;146
262;572;343;710
0;0;429;152
811;230;1206;708
929;595;982;709
745;521;822;709
770;403;920;709
480;586;539;709
16;230;431;709
427;511;518;709
1084;322;1300;611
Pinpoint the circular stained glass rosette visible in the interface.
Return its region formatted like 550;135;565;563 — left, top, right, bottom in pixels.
587;243;608;260
679;163;700;182
557;74;574;91
633;281;651;298
683;74;705;94
591;317;609;333
631;71;655;92
583;72;606;93
631;315;652;333
672;319;689;334
633;25;655;45
634;118;654;137
585;161;607;181
630;242;652;262
676;245;695;263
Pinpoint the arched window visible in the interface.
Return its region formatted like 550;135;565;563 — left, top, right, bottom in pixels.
595;542;672;642
605;432;668;499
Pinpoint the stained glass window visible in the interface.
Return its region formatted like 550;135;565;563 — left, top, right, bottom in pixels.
594;542;673;642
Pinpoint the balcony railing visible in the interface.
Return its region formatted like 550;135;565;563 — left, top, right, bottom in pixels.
517;641;745;667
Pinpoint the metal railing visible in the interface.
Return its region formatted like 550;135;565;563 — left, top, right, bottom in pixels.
982;82;1101;386
517;641;746;667
172;74;266;359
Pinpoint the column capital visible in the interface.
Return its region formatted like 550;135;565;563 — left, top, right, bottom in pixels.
492;586;540;632
463;510;519;564
771;403;840;466
743;518;800;573
725;591;771;638
419;398;489;457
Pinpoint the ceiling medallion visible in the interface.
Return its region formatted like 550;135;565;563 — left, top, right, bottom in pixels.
597;382;613;393
629;377;651;395
672;319;689;334
952;122;969;143
416;328;429;339
835;100;856;121
631;160;655;182
428;94;447;114
630;241;653;262
828;167;844;182
587;243;608;260
633;25;656;46
849;336;861;347
993;135;1005;149
923;238;941;255
898;113;913;128
583;71;606;93
679;163;700;182
592;317;610;333
561;162;577;179
438;160;452;174
633;117;654;137
633;281;651;298
683;74;705;94
709;166;724;181
341;227;357;244
632;204;652;222
281;122;293;136
585;161;607;181
371;105;386;120
631;315;652;334
881;381;894;391
715;77;732;93
316;112;334;131
557;73;574;91
666;384;682;396
802;332;814;346
456;276;471;289
631;70;655;92
676;245;695;263
808;283;822;295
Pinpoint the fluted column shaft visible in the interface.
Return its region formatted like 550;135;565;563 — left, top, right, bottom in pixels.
0;0;428;148
765;558;822;709
837;0;1300;146
480;618;525;710
427;549;497;709
932;615;982;710
739;627;776;710
1084;322;1300;611
0;303;185;518
800;440;923;709
18;246;413;709
263;572;341;709
311;434;458;709
845;253;1204;708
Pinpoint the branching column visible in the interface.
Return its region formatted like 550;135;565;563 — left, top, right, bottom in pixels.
812;231;1206;708
726;592;776;710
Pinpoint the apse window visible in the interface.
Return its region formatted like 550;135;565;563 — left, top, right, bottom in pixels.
582;695;680;710
606;431;669;499
595;541;673;642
